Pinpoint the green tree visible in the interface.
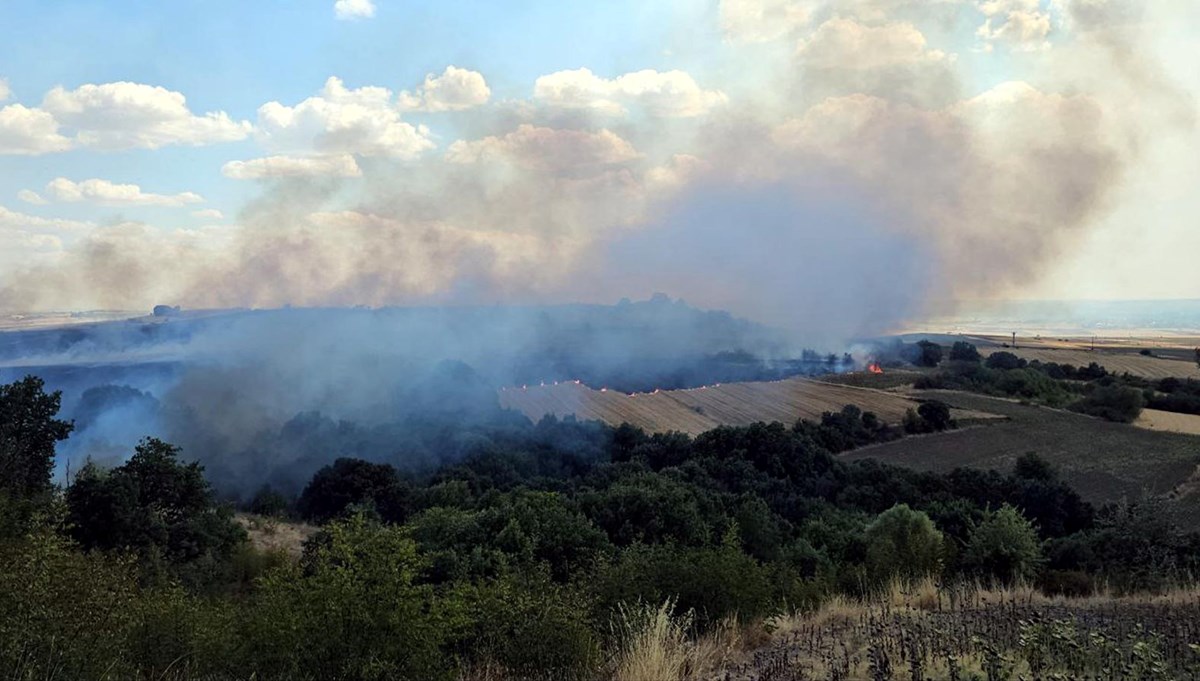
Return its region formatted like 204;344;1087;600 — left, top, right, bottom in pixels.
914;340;943;367
241;513;455;680
65;438;245;586
949;341;982;363
963;504;1043;584
864;504;944;584
1070;384;1145;423
0;376;73;499
297;457;412;523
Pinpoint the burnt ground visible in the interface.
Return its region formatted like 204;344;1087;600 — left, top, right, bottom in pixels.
841;390;1200;517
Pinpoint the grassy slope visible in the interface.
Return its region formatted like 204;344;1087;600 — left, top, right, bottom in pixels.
842;390;1200;512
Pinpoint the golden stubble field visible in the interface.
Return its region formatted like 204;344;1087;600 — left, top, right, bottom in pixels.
499;376;994;435
966;334;1200;380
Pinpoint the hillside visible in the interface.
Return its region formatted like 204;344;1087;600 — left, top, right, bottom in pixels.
842;390;1200;510
499;375;996;435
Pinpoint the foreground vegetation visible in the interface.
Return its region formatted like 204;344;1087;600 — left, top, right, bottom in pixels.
4;370;1200;679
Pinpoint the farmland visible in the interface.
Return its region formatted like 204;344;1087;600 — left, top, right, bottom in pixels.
843;390;1200;510
1136;408;1200;436
498;376;994;435
965;334;1200;380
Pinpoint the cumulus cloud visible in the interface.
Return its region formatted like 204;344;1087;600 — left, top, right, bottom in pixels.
446;124;640;170
975;0;1053;51
0;79;10;102
0;104;73;155
17;189;48;205
334;0;376;20
192;209;225;220
256;77;433;158
533;68;727;118
720;0;815;43
398;66;491;112
42;82;250;150
796;19;960;106
0;0;1193;333
222;154;363;179
0;204;91;268
42;178;204;207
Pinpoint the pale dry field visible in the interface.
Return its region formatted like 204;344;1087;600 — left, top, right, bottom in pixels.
1135;408;1200;436
499;376;993;435
972;343;1200;380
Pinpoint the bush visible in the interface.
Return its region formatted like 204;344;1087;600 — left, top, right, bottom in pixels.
949;341;982;363
595;544;775;629
1069;385;1145;423
963;505;1043;584
241;514;454;680
914;340;943;368
297;457;412;524
864;504;944;584
986;351;1027;371
65;438;246;588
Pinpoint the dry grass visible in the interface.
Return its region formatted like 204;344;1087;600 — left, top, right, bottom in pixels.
235;514;318;557
1136;408;1200;436
732;580;1200;680
610;600;754;681
499;377;994;435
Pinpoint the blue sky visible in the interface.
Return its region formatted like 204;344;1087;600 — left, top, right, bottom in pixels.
1;1;1197;322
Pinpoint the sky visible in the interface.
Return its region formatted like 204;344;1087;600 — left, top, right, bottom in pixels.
0;0;1197;330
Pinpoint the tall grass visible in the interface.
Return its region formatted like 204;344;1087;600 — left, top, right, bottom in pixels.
609;599;747;681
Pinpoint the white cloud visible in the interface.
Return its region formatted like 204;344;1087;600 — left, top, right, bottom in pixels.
222;154;363;179
192;209;225;220
0;204;92;235
17;189;47;205
256;77;434;158
398;66;491;112
798;19;951;70
0;79;10;102
720;0;815;43
0;104;72;155
533;68;727;117
795;18;960;106
335;0;376;20
446;124;640;171
975;0;1053;50
43;178;204;207
41;82;251;150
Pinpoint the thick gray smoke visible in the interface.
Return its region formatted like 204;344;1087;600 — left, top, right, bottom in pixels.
0;300;810;495
2;1;1192;340
0;1;1194;495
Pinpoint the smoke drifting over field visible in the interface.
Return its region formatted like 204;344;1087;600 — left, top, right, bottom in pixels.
0;2;1195;493
0;301;812;495
2;1;1193;340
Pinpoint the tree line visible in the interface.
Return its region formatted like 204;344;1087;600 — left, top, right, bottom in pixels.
3;374;1199;679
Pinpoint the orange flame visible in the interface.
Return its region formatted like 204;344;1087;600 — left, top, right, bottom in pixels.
867;362;884;374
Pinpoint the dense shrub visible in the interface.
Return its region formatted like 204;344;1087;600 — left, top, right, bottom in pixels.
864;504;944;584
1069;384;1145;423
963;505;1043;584
298;457;413;523
949;341;982;363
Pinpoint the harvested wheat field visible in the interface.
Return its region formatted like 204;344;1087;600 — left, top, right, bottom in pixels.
975;344;1200;380
1136;408;1200;436
499;376;994;435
